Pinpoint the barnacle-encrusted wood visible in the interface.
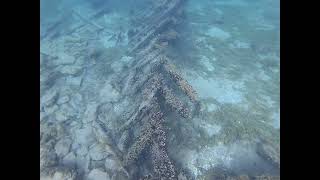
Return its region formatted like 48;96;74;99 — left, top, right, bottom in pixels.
128;0;185;54
105;0;199;179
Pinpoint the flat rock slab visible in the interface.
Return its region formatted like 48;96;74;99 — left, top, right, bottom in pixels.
55;138;72;157
89;143;109;161
105;157;121;172
59;65;82;76
99;83;119;102
41;88;59;107
62;152;77;167
87;169;110;180
83;103;99;124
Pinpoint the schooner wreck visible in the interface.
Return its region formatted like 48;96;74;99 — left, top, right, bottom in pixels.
101;0;200;179
40;0;280;179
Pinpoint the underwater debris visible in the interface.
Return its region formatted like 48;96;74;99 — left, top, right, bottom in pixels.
51;166;78;180
154;41;169;50
124;111;163;166
128;0;186;54
253;175;280;180
256;139;280;169
127;29;138;39
41;0;279;179
161;60;198;103
112;0;201;179
159;29;180;42
72;9;105;31
160;84;190;118
40;1;198;178
151;122;176;179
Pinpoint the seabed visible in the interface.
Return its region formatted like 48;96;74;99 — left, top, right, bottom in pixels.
40;0;280;179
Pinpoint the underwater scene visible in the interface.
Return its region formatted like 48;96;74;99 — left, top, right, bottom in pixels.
40;0;280;179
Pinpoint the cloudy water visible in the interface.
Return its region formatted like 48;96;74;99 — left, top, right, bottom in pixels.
40;0;280;179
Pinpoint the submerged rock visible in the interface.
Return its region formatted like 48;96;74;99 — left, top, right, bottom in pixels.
59;65;82;76
256;140;280;168
53;52;76;66
74;144;89;157
99;83;119;102
40;122;58;145
43;104;59;115
57;95;70;105
73;125;96;149
205;26;231;40
40;147;58;169
199;122;221;137
62;152;77;168
105;157;121;172
54;138;72;157
55;111;69;122
111;56;133;73
51;167;78;180
74;155;91;174
88;169;110;180
83;103;99;124
111;170;129;180
178;172;188;180
65;75;82;87
89;143;109;161
41;88;59;107
90;159;106;170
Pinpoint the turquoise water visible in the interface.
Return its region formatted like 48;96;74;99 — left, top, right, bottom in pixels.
40;0;280;179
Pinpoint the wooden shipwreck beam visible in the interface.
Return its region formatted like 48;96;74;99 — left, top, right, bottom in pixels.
104;0;200;179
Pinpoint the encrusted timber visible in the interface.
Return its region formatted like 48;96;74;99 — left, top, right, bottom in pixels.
93;119;124;158
160;59;198;103
72;9;105;31
119;72;164;135
128;0;184;54
128;17;171;54
118;53;165;98
122;57;195;122
119;71;192;137
93;104;125;160
151;121;177;180
151;140;176;180
160;84;190;118
123;110;164;167
130;0;183;43
118;96;156;134
123;122;153;166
